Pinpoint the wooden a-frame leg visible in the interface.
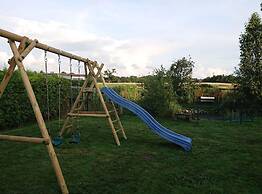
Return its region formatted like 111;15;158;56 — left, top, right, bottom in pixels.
86;61;120;146
60;78;89;136
98;67;127;139
62;64;104;135
0;37;28;98
78;64;104;111
98;66;127;140
9;40;69;194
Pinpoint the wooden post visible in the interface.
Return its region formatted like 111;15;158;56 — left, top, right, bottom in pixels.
0;37;28;98
79;63;104;110
0;135;49;144
60;63;105;135
86;61;120;146
59;78;89;136
99;65;127;139
8;40;69;194
68;113;107;117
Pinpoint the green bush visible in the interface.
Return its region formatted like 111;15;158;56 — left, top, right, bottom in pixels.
140;67;180;117
170;57;195;104
220;90;257;113
0;70;145;130
112;84;143;101
0;70;71;130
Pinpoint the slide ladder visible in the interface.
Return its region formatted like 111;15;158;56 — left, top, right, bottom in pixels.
107;100;127;140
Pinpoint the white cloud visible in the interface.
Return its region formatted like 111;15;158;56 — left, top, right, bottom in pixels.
0;1;258;79
0;51;10;69
0;16;169;76
193;63;232;78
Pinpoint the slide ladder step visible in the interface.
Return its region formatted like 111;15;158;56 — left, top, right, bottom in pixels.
112;119;119;123
68;112;107;117
83;88;94;93
115;129;121;133
64;124;73;129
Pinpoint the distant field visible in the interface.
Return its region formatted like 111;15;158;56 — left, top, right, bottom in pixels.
98;82;143;87
197;82;238;90
99;82;235;90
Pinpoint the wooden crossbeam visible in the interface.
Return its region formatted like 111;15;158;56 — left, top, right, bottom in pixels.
0;28;87;63
76;111;105;114
0;135;49;144
68;113;107;117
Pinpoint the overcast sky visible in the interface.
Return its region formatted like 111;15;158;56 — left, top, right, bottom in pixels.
0;0;261;78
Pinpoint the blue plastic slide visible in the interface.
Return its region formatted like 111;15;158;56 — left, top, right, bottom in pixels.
101;87;192;151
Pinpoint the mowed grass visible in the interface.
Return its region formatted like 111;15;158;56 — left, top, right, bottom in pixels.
0;115;261;194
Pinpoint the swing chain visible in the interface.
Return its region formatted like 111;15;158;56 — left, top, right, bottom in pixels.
77;60;81;131
77;60;81;92
58;54;61;129
69;58;73;107
44;51;50;124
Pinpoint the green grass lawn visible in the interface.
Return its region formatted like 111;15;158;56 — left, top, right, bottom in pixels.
0;115;261;194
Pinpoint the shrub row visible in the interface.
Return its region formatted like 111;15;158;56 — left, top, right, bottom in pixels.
0;70;143;130
0;70;71;129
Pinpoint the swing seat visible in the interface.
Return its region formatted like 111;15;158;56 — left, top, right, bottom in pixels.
69;132;81;144
52;136;63;147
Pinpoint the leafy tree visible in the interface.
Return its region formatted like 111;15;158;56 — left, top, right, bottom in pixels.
202;74;237;83
104;68;117;82
140;66;180;117
236;12;262;106
169;57;195;103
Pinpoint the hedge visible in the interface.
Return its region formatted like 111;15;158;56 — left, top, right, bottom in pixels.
0;70;72;129
0;70;143;130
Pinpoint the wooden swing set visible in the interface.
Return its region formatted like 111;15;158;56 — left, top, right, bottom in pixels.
0;28;127;194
